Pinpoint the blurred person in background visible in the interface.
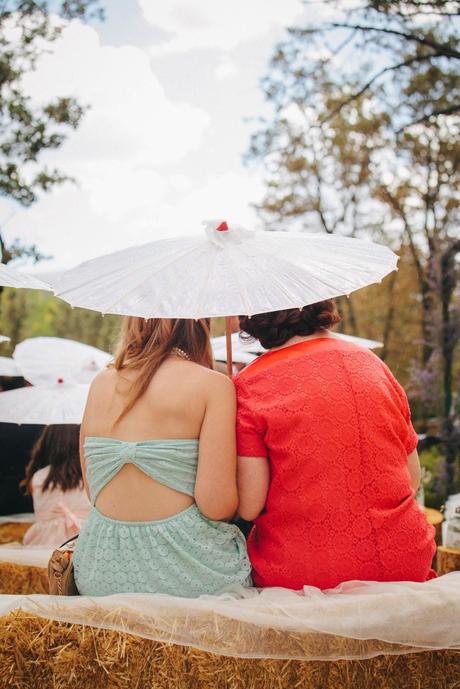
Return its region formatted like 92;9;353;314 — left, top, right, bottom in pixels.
0;376;42;515
21;424;90;545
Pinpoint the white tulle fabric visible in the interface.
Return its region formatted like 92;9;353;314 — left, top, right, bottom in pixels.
0;549;459;660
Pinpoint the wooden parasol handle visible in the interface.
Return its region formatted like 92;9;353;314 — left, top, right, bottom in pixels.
225;317;233;377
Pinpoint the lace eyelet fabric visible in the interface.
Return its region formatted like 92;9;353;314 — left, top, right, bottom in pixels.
235;338;436;590
73;438;252;597
73;505;252;597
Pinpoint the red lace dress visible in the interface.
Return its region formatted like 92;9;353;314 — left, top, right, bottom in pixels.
235;337;436;590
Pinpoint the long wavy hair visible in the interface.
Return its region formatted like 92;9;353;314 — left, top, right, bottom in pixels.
22;424;82;494
113;317;213;422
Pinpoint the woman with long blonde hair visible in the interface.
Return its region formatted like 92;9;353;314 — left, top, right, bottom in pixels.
72;317;251;597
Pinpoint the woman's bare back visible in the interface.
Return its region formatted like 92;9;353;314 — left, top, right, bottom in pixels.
81;356;233;521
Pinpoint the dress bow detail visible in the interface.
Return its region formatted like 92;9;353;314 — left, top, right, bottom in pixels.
116;441;137;464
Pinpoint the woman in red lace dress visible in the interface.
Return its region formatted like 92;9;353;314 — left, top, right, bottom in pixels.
235;300;436;590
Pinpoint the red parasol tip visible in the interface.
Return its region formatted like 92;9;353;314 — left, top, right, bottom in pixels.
57;377;64;384
216;221;229;232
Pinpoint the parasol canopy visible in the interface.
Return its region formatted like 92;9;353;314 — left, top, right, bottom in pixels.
52;221;397;319
0;383;89;424
13;337;112;386
0;264;51;290
52;220;397;375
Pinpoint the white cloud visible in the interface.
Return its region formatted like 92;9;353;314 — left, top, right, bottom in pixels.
21;20;210;170
140;0;306;54
1;17;267;271
214;59;238;81
1;164;264;269
153;170;265;233
2;19;214;254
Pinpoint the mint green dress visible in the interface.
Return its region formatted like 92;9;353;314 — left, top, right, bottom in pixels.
73;437;252;597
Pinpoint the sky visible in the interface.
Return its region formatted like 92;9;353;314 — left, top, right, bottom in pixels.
1;0;346;270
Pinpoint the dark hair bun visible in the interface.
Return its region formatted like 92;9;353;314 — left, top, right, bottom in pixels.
239;300;341;349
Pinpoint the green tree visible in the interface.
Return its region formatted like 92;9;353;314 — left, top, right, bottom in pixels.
0;288;121;354
0;0;103;265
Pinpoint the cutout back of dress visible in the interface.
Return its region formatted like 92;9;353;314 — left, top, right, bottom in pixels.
84;437;199;505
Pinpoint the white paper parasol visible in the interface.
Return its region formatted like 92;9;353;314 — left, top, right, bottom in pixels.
333;333;383;349
13;337;112;386
212;335;259;365
52;220;397;374
0;264;51;290
0;356;21;377
0;383;89;424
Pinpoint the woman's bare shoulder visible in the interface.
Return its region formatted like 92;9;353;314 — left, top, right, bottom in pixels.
86;368;120;401
170;361;235;397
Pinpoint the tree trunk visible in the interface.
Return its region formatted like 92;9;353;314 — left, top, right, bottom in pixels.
344;295;358;335
381;269;398;362
440;240;460;495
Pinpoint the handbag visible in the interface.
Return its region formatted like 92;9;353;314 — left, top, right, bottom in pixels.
47;535;79;596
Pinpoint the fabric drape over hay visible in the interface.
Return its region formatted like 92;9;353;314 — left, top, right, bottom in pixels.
0;574;459;660
0;545;52;567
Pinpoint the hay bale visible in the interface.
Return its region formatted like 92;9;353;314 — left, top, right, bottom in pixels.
0;522;32;545
0;561;48;594
437;546;460;575
0;611;459;689
425;508;443;545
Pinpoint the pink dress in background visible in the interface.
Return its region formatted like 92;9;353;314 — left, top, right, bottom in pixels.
23;466;91;546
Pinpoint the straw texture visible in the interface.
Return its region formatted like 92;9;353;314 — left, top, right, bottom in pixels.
0;523;31;545
0;562;48;594
0;612;459;689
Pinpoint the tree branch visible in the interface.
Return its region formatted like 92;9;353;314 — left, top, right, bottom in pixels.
321;53;442;124
398;103;460;131
329;23;460;60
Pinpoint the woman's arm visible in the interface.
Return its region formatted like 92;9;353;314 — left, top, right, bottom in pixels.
79;400;91;501
194;374;239;521
237;456;270;521
407;448;421;493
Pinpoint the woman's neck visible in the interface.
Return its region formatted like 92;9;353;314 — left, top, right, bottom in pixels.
269;330;332;352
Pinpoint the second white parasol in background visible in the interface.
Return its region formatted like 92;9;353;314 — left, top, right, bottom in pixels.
13;337;112;386
52;220;398;376
0;356;21;377
0;383;89;424
212;332;383;365
0;335;10;344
